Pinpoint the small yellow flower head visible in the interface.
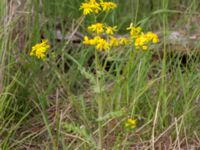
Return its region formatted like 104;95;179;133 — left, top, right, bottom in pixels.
135;35;144;47
145;32;159;43
95;37;109;51
105;26;117;35
84;36;101;45
83;36;109;51
93;36;102;43
90;36;101;45
100;0;117;11
127;23;142;39
80;0;101;15
134;32;159;50
109;36;119;47
125;118;137;129
80;3;93;15
88;23;104;34
142;45;148;50
83;36;91;45
135;34;149;51
119;37;129;45
30;39;50;60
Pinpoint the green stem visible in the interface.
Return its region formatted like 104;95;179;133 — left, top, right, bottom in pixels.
134;0;139;24
98;95;103;149
95;50;103;149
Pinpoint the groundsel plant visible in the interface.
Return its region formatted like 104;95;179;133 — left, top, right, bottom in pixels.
80;0;159;149
27;0;159;149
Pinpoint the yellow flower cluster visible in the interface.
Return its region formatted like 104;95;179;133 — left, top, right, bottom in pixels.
88;23;104;34
81;0;130;51
81;0;159;52
83;18;130;51
84;22;159;51
80;0;117;15
30;39;50;60
127;23;159;50
125;118;137;129
100;0;117;12
127;23;142;39
83;35;128;51
134;32;159;50
87;23;117;35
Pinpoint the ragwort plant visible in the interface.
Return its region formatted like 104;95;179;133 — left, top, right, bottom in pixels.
78;0;159;148
30;0;159;149
29;0;159;148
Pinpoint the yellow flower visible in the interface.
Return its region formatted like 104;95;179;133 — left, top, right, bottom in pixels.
100;0;117;11
83;36;109;51
127;23;142;38
89;36;102;45
135;32;151;50
95;38;109;51
134;32;159;50
105;26;117;35
125;118;137;129
119;37;129;45
30;39;50;60
92;36;102;45
83;36;101;45
109;36;119;47
135;34;146;45
83;36;91;45
80;0;101;15
142;45;148;50
80;3;93;15
88;23;104;34
145;32;159;43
